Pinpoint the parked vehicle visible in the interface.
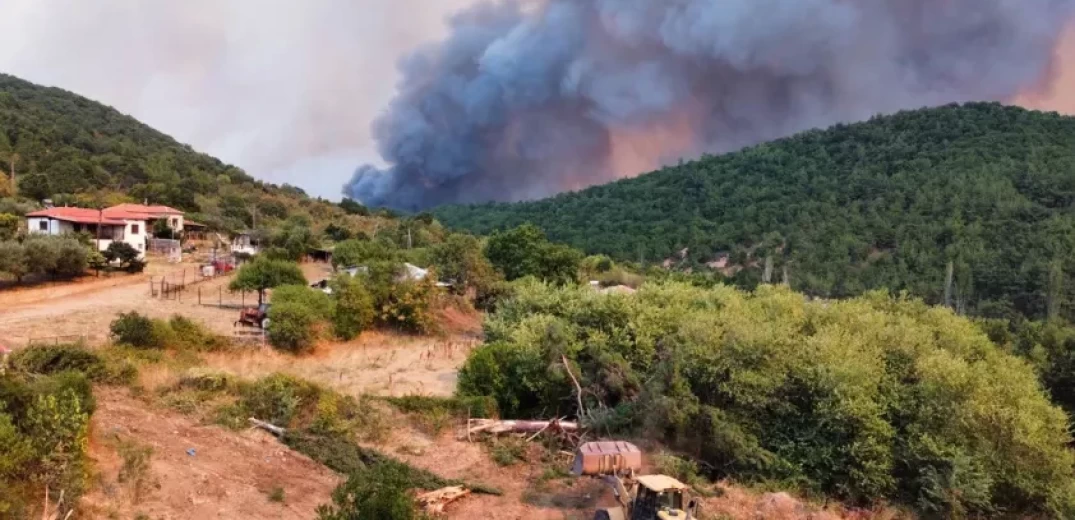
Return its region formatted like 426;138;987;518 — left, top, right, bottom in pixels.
235;303;270;329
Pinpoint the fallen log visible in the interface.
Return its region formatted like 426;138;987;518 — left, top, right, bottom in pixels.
417;486;470;515
249;417;286;437
466;418;580;436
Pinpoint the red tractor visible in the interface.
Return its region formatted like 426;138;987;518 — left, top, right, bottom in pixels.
235;303;270;329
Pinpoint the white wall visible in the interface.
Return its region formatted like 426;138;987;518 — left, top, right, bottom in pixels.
122;220;147;258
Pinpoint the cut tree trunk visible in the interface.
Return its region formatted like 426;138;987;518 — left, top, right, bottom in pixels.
416;486;470;515
465;419;580;436
249;417;286;437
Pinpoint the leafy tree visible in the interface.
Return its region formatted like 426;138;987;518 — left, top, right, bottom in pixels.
459;282;1075;516
378;274;439;334
103;241;144;272
324;223;353;242
430;233;500;296
339;198;369;216
0;241;27;281
270;216;320;261
0;213;17;240
332;238;398;270
267;303;318;353
484;224;581;285
229;256;306;305
271;284;334;321
53;238;88;278
22;236;59;278
332;275;375;341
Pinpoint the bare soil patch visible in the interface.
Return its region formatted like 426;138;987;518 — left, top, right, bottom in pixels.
81;388;340;519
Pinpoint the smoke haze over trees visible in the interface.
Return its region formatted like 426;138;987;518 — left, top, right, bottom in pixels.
346;0;1075;210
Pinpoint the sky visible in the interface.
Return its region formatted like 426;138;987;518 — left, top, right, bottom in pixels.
0;1;1073;201
0;0;472;199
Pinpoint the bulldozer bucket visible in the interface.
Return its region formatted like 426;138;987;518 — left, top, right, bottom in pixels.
572;441;643;477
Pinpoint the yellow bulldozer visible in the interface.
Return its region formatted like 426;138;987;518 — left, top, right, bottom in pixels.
572;441;698;520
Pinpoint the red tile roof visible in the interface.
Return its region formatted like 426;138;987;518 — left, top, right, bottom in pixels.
26;207;128;225
106;203;184;216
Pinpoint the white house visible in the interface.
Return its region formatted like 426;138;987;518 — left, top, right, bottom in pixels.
26;207;149;258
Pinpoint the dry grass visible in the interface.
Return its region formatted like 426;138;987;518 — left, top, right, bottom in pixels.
201;330;481;397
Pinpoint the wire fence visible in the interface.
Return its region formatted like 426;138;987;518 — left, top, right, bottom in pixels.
197;286;257;309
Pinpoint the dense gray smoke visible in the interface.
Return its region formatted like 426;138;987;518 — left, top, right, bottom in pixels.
345;0;1075;210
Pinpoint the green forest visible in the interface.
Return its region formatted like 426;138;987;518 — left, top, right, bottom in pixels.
0;73;356;234
436;103;1075;321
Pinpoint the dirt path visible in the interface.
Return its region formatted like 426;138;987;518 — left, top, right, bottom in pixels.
81;388;340;520
0;261;334;347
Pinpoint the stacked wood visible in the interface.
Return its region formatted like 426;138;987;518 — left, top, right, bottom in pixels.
416;486;470;515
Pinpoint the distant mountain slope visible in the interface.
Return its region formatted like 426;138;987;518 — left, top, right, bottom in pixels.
0;73;345;232
435;103;1075;320
0;73;259;208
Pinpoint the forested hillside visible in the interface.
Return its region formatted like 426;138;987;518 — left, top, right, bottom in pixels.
0;73;337;232
436;103;1075;321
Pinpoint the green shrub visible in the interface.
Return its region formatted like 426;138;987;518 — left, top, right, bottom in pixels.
267;302;318;353
378;276;438;334
168;315;229;351
315;463;422;520
0;372;93;513
271;285;335;321
458;281;1075;516
110;312;161;349
383;395;498;419
9;344;102;376
237;374;320;427
332;275;375;340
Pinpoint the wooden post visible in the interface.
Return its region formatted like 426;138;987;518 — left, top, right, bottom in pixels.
198;286;201;305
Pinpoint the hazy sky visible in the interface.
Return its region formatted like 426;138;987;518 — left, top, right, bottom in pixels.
0;1;1073;201
0;0;473;199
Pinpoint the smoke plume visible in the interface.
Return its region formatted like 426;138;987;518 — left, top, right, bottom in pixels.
345;0;1075;210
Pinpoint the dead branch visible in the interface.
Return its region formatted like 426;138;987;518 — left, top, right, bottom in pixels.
249;417;286;437
526;416;567;442
561;354;588;422
416;486;470;515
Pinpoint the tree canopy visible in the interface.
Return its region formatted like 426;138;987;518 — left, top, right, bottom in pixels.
436;103;1075;321
459;281;1075;517
229;257;306;305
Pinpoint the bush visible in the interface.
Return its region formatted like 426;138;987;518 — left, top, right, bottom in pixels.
267;303;318;353
0;241;27;281
271;285;335;321
22;236;59;277
168;315;229;351
0;372;94;514
379;276;438;334
315;463;421;520
9;344;102;377
332;275;375;340
110;312;161;349
458;282;1075;516
54;238;89;277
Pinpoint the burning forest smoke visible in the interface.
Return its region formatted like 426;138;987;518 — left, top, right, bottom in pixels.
345;0;1075;211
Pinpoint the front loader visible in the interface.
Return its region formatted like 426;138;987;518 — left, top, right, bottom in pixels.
572;441;698;520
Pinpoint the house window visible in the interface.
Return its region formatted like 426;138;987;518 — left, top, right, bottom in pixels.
74;224;83;232
38;220;48;232
131;224;140;235
172;218;178;228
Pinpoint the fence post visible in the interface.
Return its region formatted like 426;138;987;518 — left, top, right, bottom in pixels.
160;277;165;297
242;291;245;307
219;287;223;308
198;286;201;305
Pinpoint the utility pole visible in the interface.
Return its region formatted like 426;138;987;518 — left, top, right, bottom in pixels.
944;261;954;309
407;226;413;249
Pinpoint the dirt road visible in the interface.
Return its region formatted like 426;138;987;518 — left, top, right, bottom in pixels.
0;262;333;347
